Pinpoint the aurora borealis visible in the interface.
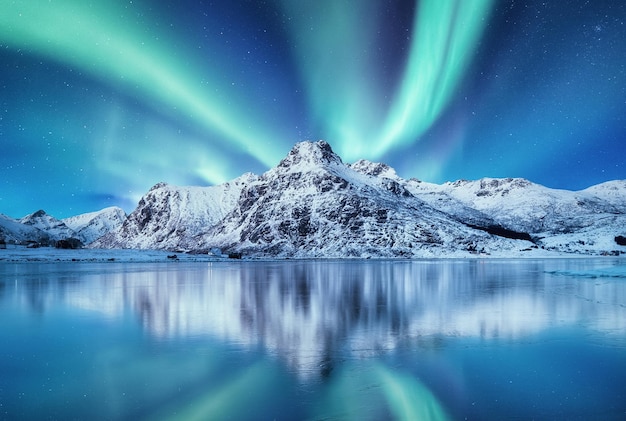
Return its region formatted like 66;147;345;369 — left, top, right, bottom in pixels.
1;0;624;218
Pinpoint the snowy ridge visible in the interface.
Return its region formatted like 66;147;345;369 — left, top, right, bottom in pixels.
429;178;626;254
62;207;127;244
438;178;597;232
0;213;49;244
581;180;626;209
192;141;523;257
5;141;625;257
94;140;626;257
0;207;126;246
92;173;256;250
19;210;76;242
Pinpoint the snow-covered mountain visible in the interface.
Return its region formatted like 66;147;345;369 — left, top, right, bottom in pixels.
580;180;626;210
19;210;76;242
91;140;626;257
411;178;626;254
189;141;528;257
0;207;126;246
62;207;127;244
0;213;50;244
92;175;255;250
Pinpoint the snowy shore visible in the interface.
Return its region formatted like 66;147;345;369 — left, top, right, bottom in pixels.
0;245;221;263
1;244;623;263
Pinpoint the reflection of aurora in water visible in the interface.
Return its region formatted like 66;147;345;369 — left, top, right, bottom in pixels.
3;259;626;420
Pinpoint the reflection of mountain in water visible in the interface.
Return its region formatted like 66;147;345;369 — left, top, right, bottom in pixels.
4;260;626;377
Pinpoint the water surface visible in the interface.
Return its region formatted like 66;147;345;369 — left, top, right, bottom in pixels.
0;259;625;420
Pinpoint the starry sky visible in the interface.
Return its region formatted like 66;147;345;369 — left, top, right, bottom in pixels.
1;0;624;218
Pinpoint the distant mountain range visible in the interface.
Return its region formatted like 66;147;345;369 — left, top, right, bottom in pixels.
1;207;126;247
3;141;626;257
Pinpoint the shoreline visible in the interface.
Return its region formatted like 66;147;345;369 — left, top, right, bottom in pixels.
1;245;624;263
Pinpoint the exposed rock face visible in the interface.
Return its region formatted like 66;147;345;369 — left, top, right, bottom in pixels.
91;140;626;257
428;178;626;253
435;178;601;233
195;141;514;257
92;174;256;250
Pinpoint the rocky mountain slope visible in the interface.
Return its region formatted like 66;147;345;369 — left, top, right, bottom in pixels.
0;212;50;244
62;207;127;244
92;175;255;250
1;207;126;246
408;178;626;254
20;210;78;242
93;141;626;257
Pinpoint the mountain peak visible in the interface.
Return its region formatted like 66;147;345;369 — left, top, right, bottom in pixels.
149;182;170;192
277;140;343;169
30;209;48;218
85;138;626;257
20;209;49;224
350;159;398;179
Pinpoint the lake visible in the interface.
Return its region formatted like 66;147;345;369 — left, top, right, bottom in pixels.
0;258;625;420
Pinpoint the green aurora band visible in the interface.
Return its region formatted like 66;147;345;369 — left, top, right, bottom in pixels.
313;361;451;420
377;0;494;157
278;0;386;160
1;0;494;180
281;0;494;161
0;0;282;182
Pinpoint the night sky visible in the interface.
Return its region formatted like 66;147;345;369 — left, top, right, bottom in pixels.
1;0;624;218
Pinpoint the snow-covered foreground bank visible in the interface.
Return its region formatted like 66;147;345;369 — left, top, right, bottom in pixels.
2;245;624;263
0;245;220;263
